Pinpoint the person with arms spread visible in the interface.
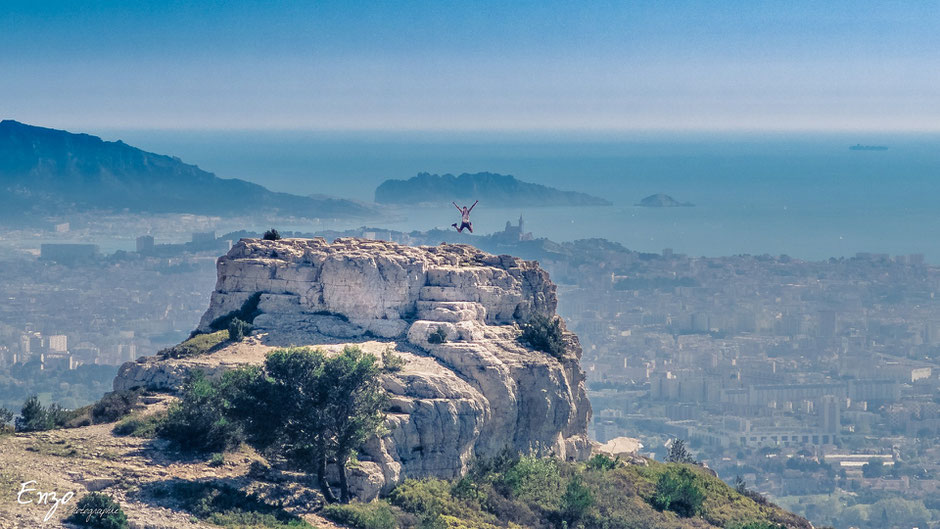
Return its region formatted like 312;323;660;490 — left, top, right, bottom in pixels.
452;200;478;233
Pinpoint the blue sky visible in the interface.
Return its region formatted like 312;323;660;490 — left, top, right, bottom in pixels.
2;0;938;131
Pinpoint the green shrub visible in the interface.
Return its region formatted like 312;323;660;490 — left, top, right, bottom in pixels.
159;371;243;452
468;445;520;477
389;479;448;517
651;466;706;517
262;228;282;241
62;404;94;428
377;455;805;529
498;455;564;511
92;390;140;423
209;292;263;331
0;407;13;434
159;330;229;359
390;478;498;528
31;400;117;430
227;317;253;341
207;511;310;528
560;475;594;524
15;395;68;431
427;326;448;344
322;501;399;529
66;492;128;529
731;475;769;505
382;348;406;372
208;452;225;467
113;411;165;437
153;481;310;529
666;439;696;464
519;315;566;359
0;406;13;424
586;453;619;471
449;476;485;504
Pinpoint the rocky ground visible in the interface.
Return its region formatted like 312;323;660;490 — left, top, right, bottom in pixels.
0;395;348;529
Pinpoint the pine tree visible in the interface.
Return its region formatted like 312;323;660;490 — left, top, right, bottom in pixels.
16;395;54;431
234;346;387;503
666;438;696;464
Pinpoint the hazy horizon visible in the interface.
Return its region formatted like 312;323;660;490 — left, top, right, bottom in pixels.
6;124;937;263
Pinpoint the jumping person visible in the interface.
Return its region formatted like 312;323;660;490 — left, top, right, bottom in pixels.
452;200;478;233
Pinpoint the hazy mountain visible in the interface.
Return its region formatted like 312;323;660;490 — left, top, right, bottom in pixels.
636;193;694;207
0;120;375;219
374;171;612;206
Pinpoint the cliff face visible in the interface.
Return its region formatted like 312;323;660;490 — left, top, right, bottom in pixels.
115;237;592;498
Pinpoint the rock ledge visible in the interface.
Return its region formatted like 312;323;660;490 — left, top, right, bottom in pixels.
115;238;592;498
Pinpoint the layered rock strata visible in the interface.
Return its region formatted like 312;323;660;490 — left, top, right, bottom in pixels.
115;237;592;498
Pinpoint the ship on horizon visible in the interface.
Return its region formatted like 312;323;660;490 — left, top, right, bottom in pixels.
850;144;888;151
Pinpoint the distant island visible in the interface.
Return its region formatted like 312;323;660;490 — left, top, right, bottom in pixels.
374;171;612;207
636;193;694;207
0;120;376;219
849;144;888;151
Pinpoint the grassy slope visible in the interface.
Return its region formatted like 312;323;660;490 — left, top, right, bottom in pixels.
325;456;811;529
0;398;811;529
158;330;230;359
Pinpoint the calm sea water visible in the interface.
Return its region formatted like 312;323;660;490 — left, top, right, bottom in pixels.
102;130;940;262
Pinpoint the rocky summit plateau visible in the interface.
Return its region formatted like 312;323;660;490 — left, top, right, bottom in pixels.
115;237;593;498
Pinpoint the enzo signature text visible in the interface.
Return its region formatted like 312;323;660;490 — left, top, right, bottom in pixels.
16;481;75;522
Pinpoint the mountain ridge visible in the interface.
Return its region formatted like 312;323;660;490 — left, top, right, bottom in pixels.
375;171;612;206
636;193;694;207
0;120;376;219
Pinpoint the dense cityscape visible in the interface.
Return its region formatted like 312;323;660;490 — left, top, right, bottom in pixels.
553;244;940;528
1;218;938;528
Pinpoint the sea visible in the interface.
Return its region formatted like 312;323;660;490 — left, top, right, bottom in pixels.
102;129;940;263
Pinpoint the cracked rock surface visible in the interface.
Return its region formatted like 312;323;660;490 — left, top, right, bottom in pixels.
114;238;592;499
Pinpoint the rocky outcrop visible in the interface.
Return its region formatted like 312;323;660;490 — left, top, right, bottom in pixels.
195;237;557;336
115;237;592;499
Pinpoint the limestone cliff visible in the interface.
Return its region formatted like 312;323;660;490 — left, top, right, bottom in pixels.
115;237;592;498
